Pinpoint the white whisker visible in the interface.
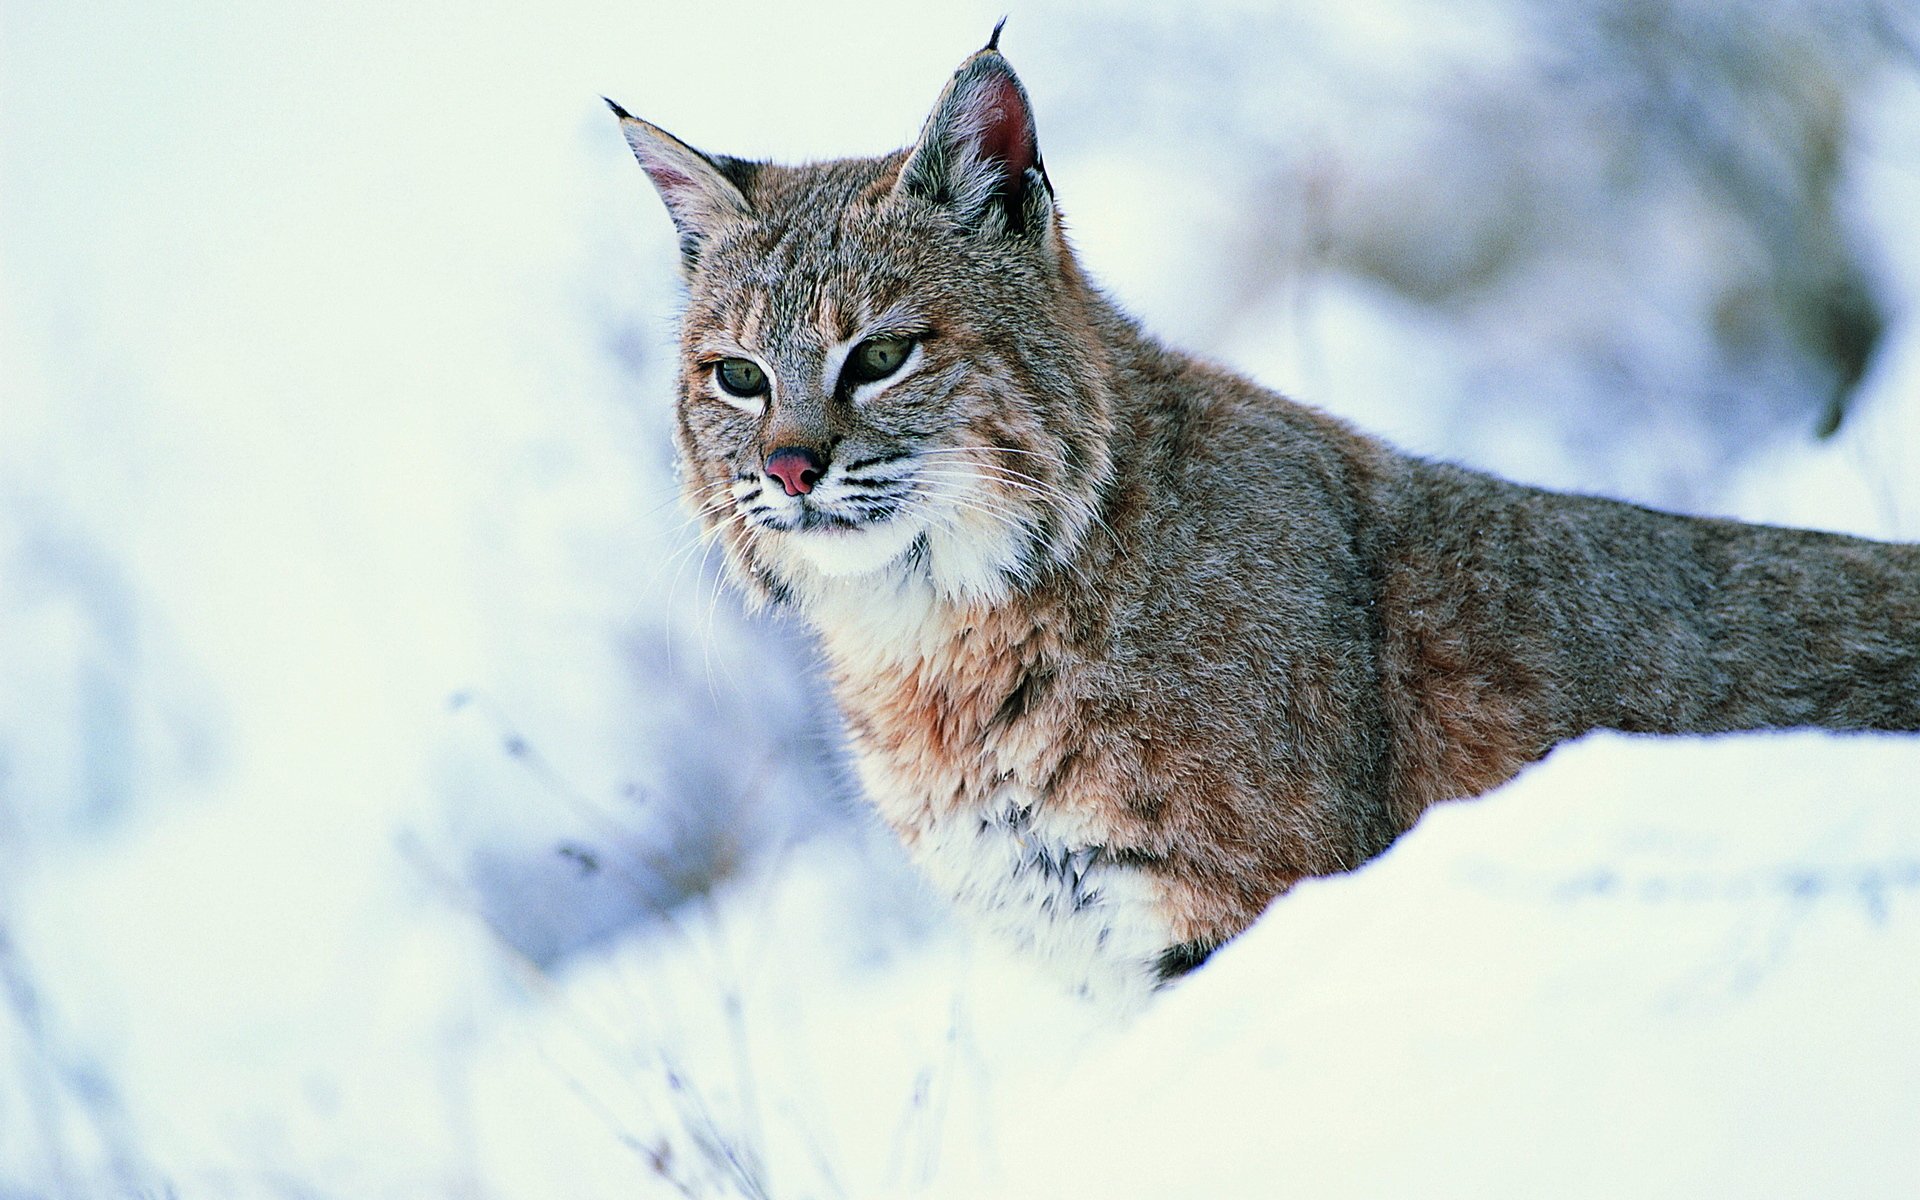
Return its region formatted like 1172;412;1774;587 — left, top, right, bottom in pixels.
909;465;1114;560
908;449;1125;548
911;478;1098;592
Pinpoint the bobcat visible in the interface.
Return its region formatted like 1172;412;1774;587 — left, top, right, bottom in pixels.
610;32;1920;1007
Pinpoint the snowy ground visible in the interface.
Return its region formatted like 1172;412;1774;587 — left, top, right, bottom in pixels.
4;2;1919;1197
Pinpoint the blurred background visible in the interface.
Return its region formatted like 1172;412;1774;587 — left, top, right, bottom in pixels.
4;1;1920;1196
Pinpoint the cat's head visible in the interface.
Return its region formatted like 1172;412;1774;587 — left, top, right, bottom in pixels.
612;36;1114;610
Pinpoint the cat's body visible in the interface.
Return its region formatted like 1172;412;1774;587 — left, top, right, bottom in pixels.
612;37;1920;1006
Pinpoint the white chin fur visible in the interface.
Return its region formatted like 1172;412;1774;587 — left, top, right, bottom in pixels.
784;515;924;578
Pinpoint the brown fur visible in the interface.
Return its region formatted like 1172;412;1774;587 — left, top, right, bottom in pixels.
610;43;1920;1000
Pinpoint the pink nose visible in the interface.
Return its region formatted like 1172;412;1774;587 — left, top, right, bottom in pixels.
765;446;826;496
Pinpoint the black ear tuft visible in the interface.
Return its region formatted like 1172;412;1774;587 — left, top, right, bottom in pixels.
986;17;1007;51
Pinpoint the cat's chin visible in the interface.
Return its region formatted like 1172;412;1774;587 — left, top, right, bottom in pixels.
779;515;926;579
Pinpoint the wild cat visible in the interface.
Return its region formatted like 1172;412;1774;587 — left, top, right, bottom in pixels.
609;32;1920;1007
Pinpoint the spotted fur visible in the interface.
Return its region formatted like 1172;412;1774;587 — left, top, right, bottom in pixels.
611;40;1920;1006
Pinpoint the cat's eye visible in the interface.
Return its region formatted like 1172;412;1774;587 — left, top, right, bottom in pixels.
842;336;915;387
714;357;769;397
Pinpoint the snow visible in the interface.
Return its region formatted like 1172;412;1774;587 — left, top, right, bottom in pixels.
944;732;1920;1199
3;2;1919;1197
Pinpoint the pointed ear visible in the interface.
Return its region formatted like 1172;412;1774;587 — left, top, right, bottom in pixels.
606;99;754;270
892;45;1054;240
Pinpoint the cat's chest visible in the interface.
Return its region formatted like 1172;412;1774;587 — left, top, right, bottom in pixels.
812;583;1178;1002
885;776;1176;1008
818;586;1062;812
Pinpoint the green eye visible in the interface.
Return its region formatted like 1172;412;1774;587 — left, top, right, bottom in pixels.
843;336;915;386
714;358;768;398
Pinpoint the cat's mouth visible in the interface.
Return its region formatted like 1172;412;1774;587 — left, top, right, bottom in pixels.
750;488;930;580
741;499;906;541
745;486;911;536
789;506;887;533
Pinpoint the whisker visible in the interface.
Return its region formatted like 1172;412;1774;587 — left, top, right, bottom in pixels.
648;487;746;548
637;477;740;526
910;463;1079;506
839;449;914;474
908;464;1116;547
655;494;748;550
657;496;743;543
908;443;1126;543
907;450;1097;508
927;459;1126;549
914;445;1072;466
912;480;1098;592
835;474;915;493
665;519;735;676
646;507;751;602
698;527;737;700
940;495;1097;591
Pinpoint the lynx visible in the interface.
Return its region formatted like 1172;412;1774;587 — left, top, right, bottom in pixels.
610;33;1920;1007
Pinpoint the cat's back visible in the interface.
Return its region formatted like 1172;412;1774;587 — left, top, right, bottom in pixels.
1097;337;1389;628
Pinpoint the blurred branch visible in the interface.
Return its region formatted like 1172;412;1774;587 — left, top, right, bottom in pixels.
1;922;167;1198
0;923;74;1197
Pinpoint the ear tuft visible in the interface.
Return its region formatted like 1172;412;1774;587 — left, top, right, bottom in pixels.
893;48;1053;240
609;104;752;270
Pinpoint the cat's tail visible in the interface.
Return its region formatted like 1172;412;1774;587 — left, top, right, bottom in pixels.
1635;511;1920;735
1377;462;1920;811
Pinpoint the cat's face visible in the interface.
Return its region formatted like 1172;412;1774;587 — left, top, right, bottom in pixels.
674;159;1092;601
615;47;1112;608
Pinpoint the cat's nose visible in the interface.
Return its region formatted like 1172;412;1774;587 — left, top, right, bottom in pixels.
765;446;827;496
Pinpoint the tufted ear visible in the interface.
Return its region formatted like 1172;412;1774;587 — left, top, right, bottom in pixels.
607;99;755;270
892;29;1054;239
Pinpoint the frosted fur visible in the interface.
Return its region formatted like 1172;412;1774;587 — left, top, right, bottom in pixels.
612;41;1920;1002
